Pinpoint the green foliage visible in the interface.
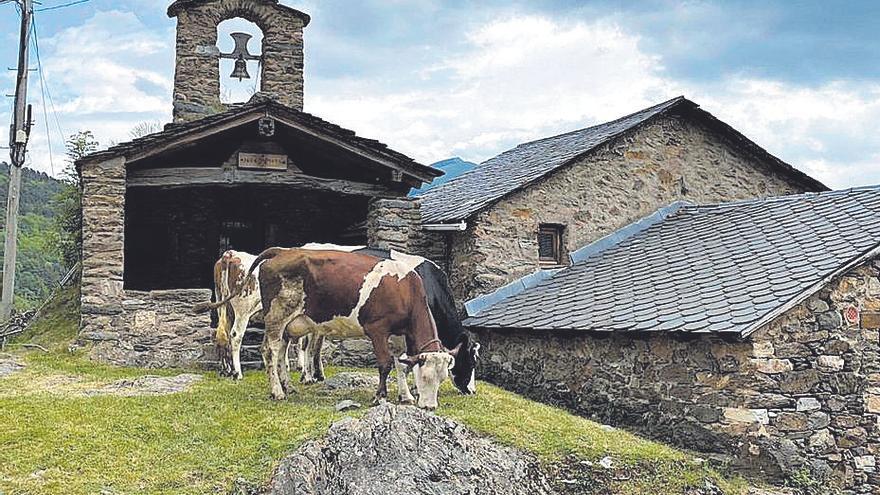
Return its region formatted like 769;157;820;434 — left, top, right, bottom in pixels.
787;468;826;495
52;131;98;269
0;164;67;308
12;284;80;349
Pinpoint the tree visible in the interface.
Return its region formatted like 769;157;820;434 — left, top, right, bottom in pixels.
52;131;98;268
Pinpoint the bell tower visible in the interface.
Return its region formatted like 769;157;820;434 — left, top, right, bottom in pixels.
167;0;310;122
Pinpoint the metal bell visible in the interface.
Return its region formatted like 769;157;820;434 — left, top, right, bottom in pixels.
231;55;250;81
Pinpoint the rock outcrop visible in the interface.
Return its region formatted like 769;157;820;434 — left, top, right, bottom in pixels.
265;402;556;495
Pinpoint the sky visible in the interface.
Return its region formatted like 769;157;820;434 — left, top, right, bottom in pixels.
1;0;880;189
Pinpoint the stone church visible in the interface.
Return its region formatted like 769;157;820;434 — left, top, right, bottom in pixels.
76;0;441;367
75;0;878;491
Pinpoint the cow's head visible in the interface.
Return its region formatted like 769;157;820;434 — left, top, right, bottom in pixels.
449;333;480;395
400;351;456;410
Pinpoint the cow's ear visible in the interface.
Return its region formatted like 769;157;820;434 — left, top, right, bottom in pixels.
398;356;417;367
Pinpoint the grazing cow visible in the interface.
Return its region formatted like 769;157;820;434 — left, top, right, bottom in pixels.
299;247;480;397
207;244;359;382
197;248;459;409
211;250;262;380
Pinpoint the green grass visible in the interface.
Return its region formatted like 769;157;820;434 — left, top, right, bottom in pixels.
9;284;80;350
0;289;749;495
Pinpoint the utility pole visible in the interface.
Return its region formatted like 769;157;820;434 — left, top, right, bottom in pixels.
1;0;34;321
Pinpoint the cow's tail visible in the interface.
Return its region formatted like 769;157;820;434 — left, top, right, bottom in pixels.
192;247;286;314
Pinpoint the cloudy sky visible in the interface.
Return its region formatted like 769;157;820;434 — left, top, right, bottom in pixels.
1;0;879;188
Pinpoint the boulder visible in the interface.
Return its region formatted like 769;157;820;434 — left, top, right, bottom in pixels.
323;372;380;391
265;403;556;495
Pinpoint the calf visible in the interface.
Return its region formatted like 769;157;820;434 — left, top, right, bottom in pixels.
199;248;458;409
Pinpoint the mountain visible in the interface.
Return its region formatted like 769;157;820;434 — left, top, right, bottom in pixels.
410;157;477;196
0;163;67;309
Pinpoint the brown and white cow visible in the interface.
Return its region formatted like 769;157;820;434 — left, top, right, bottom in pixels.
209;244;358;381
198;248;459;409
212;250;262;380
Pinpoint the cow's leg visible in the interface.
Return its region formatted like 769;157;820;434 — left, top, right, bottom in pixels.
311;335;325;382
395;352;416;405
215;302;234;378
228;307;251;381
300;334;316;384
296;335;308;374
279;334;295;395
261;332;286;401
367;332;393;405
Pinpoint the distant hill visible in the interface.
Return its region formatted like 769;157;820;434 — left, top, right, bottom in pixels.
0;163;67;308
410;157;477;196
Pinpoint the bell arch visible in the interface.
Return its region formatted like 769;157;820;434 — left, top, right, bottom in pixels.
217;17;264;104
168;0;310;122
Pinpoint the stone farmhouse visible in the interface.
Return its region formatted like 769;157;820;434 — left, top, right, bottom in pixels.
73;0;876;491
467;189;880;491
417;96;826;304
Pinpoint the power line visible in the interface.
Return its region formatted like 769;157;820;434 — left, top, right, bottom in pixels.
31;15;66;141
35;0;88;12
32;18;55;175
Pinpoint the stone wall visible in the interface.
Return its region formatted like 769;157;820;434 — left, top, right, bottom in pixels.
84;290;215;368
367;198;422;254
79;156;218;368
80;157;126;344
448;112;818;302
169;0;307;122
472;259;880;492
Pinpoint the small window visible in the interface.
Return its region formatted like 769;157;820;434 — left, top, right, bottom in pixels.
538;224;565;265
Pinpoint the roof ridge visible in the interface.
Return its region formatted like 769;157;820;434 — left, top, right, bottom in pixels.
682;184;880;213
502;96;687;155
418;96;688;205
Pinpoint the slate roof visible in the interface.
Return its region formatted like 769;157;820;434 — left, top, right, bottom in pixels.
466;186;880;336
419;96;826;224
77;96;440;181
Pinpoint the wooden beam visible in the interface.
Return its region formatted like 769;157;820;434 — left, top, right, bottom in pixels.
125;113;265;164
126;167;404;198
122;109;437;184
270;115;438;183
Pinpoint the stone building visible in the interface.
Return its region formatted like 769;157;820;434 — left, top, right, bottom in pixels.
466;188;880;492
75;0;440;367
417;96;826;304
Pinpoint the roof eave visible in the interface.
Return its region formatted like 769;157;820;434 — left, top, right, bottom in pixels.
424;98;696;224
739;240;880;339
76;102;439;183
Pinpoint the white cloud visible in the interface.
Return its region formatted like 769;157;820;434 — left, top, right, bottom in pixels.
693;79;880;188
308;13;880;190
11;7;880;191
4;10;174;175
308;15;680;165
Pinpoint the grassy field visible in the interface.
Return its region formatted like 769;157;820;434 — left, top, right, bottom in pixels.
0;288;749;495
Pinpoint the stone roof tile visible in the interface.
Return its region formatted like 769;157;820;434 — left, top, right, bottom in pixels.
466;186;880;336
